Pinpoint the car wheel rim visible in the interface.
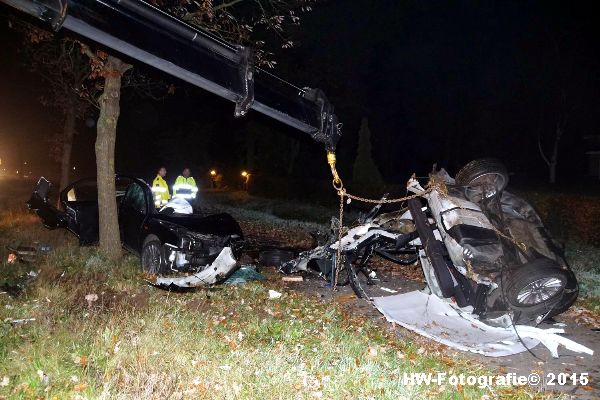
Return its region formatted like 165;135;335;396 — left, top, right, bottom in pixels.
464;173;506;201
143;244;161;273
516;277;564;305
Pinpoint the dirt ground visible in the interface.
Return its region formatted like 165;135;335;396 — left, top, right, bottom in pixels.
267;266;600;399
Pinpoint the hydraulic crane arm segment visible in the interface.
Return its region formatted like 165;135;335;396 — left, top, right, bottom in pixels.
1;0;342;150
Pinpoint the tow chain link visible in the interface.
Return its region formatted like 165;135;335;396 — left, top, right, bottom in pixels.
328;151;435;289
333;189;345;289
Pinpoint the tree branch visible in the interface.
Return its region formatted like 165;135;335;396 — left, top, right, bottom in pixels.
536;111;551;167
214;0;247;11
182;0;247;21
78;42;101;63
538;135;550;166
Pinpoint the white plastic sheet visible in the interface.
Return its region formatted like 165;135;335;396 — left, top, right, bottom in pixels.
373;291;594;358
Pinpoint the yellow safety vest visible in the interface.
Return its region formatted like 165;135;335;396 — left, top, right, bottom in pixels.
151;175;171;207
173;176;198;200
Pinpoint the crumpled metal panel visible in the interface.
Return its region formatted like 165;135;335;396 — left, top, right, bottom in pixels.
154;247;237;288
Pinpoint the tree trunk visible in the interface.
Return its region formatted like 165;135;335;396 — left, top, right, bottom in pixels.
548;125;563;184
57;96;76;207
95;55;130;261
538;121;563;185
549;163;557;184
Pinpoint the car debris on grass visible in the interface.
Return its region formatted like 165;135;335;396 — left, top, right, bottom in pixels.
279;159;592;357
24;160;595;359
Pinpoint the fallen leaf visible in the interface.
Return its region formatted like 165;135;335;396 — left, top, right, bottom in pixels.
73;383;87;392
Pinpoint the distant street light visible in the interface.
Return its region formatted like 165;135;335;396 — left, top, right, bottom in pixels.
241;170;250;191
73;166;76;170
209;169;217;188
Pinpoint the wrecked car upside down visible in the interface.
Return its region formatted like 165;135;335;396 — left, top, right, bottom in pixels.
281;159;579;328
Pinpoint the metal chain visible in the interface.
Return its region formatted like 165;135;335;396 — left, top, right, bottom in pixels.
490;223;528;252
325;151;527;290
327;151;439;289
330;187;430;290
430;177;529;252
333;190;345;290
340;188;429;204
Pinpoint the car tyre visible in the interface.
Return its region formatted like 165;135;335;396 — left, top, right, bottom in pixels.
347;261;370;300
141;239;168;274
455;158;509;203
504;258;569;321
259;249;295;267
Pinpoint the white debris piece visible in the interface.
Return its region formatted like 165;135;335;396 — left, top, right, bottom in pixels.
268;290;282;299
159;198;193;214
514;325;594;358
85;293;98;308
154;247;237;288
7;318;36;326
374;291;594;358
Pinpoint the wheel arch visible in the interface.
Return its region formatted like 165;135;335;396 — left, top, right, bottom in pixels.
142;234;160;247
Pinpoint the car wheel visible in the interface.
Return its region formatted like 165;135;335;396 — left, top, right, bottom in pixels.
545;268;578;319
504;259;569;321
258;249;295;267
141;239;168;274
455;158;509;203
347;261;371;300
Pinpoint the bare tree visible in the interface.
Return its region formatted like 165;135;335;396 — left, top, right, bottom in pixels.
534;20;584;185
13;1;317;260
352;117;383;187
78;46;168;260
96;57;131;257
156;0;316;66
537;92;575;184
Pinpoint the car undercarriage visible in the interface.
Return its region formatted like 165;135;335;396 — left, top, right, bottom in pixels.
281;159;579;328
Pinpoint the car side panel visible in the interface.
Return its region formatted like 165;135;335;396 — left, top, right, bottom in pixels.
141;218;182;250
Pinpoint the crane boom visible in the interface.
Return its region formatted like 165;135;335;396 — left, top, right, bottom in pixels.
1;0;342;150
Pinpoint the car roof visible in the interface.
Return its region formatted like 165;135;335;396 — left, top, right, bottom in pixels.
60;175;151;194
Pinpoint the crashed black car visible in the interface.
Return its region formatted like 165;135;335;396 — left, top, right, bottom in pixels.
27;176;243;279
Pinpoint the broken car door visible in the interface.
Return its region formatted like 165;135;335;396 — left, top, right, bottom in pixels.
26;177;71;230
60;178;100;245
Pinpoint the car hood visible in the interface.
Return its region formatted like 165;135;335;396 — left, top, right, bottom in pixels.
150;212;243;238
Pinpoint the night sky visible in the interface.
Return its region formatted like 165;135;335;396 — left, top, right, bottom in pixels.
1;0;599;188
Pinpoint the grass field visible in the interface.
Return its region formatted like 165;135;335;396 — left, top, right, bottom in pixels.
0;191;547;399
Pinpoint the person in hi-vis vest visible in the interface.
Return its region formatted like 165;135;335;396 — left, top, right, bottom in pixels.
151;166;170;208
172;167;198;203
